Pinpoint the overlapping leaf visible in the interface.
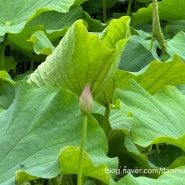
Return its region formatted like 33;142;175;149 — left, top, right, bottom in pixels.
28;31;55;55
113;80;185;149
0;0;86;36
27;5;85;36
118;35;159;71
97;55;185;106
0;81;117;185
132;0;185;25
167;31;185;61
8;26;45;57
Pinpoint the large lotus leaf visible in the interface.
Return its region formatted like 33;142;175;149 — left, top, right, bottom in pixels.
0;0;86;36
28;5;85;36
167;31;185;61
8;6;85;58
0;81;117;185
27;19;128;99
97;55;185;106
113;80;185;149
118;35;159;72
117;167;185;185
132;0;185;25
28;5;104;34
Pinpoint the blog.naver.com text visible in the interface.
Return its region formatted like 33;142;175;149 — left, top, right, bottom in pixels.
105;166;185;175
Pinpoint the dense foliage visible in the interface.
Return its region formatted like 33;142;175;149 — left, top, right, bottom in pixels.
1;0;185;184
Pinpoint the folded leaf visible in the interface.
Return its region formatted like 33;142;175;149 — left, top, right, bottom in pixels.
100;16;131;49
28;31;55;55
28;19;128;98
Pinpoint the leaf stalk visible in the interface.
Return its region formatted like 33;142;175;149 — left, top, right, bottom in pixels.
126;0;133;16
0;33;8;71
102;0;107;23
78;113;88;185
102;108;110;135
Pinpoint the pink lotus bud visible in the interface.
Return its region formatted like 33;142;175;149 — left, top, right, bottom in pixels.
79;84;93;114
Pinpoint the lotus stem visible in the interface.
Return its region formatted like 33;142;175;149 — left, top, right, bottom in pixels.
102;107;110;136
77;113;88;185
0;33;8;70
102;0;107;23
127;0;133;16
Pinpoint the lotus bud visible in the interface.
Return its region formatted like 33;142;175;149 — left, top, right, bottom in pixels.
79;84;93;114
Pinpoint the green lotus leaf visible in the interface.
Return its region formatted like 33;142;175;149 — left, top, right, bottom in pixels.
8;6;85;58
4;56;17;72
28;31;55;55
0;0;85;36
108;131;158;178
0;81;117;185
113;80;185;149
16;146;113;184
167;31;185;61
83;12;105;32
0;71;15;85
119;35;159;72
58;146;110;183
132;0;185;25
8;25;45;58
27;18;128;99
165;20;185;35
109;103;133;134
97;55;185;106
100;16;131;49
0;83;15;109
28;5;85;36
